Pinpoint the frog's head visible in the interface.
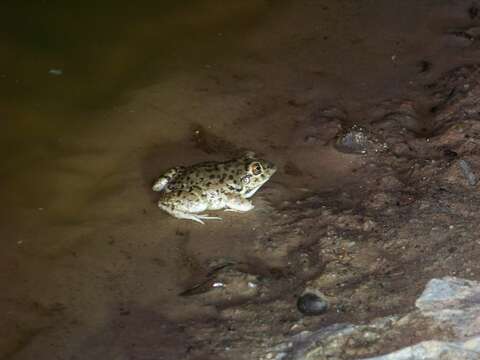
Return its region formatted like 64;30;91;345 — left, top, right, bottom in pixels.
239;151;276;198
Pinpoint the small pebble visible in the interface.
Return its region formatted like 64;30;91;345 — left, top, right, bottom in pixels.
297;293;329;315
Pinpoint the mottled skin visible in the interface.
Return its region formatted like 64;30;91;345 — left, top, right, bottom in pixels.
152;152;276;224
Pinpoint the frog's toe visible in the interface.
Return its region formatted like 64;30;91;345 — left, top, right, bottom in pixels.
175;212;207;224
197;214;222;221
189;216;205;225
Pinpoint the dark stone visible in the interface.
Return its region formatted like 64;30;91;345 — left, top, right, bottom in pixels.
297;293;329;315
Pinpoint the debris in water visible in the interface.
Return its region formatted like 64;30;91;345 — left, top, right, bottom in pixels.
48;68;63;76
178;262;236;296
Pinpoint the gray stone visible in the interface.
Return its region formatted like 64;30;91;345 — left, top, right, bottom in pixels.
416;277;480;338
364;337;480;360
416;277;480;311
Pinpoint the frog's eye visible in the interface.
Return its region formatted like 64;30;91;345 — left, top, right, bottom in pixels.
249;162;263;175
241;175;251;184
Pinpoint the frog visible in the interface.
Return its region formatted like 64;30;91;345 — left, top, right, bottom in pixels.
152;151;276;224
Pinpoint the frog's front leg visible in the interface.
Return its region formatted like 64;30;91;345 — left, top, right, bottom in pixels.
152;166;185;192
224;195;254;212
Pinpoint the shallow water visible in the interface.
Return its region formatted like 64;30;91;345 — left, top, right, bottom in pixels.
0;0;476;358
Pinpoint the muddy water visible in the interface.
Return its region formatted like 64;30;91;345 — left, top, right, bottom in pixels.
0;1;476;359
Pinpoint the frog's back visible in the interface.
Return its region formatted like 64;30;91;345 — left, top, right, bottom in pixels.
164;159;241;193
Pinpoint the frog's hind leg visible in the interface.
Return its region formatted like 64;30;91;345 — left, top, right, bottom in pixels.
158;192;222;224
152;167;185;192
159;205;222;224
224;195;254;212
163;208;220;224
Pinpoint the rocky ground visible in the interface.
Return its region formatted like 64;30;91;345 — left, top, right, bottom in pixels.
175;64;480;359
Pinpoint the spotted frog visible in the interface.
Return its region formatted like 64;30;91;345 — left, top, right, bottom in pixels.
152;152;276;224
